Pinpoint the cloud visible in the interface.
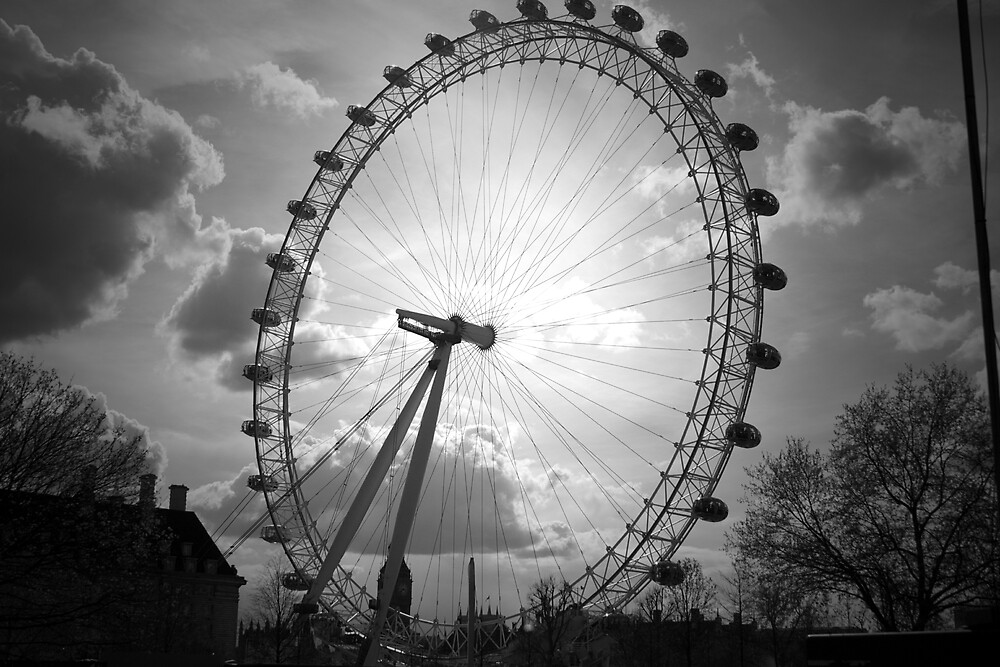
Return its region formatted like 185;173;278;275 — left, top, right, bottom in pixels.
161;226;372;390
640;218;705;266
627;1;682;48
286;413;633;564
725;53;775;98
194;113;221;130
634;164;693;203
0;20;224;343
766;97;965;227
188;463;258;511
161;226;280;389
933;261;1000;292
76;384;168;478
863;285;975;353
781;331;810;359
238;62;338;118
864;261;1000;364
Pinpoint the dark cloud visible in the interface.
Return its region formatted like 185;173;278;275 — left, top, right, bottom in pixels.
0;20;223;342
163;229;376;390
767;97;964;227
800;113;918;198
0;22;121;107
161;226;277;390
165;227;272;356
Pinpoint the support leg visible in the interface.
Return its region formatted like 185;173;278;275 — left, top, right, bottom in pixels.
300;353;439;609
362;343;453;666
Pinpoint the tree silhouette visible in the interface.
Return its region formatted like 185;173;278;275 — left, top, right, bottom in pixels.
516;576;580;666
0;351;153;498
662;557;716;667
0;352;162;659
730;364;998;631
245;556;300;663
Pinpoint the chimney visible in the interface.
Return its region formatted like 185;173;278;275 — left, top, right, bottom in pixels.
169;484;189;511
139;473;157;509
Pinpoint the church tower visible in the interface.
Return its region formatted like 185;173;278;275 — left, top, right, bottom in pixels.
377;558;412;615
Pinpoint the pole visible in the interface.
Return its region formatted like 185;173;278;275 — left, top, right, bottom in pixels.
468;557;476;667
361;343;454;666
301;354;439;611
957;0;1000;509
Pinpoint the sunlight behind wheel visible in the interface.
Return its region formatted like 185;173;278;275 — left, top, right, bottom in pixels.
245;1;785;662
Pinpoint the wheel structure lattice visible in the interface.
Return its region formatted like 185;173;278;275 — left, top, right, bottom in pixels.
246;2;784;661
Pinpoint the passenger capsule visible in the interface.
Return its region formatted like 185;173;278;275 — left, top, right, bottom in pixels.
469;9;500;32
286;199;317;220
242;364;273;383
564;0;596;20
753;263;787;291
612;5;644;32
251;308;281;328
260;525;286;544
425;33;455;56
726;123;759;152
241;419;273;438
517;0;548;20
313;150;344;172
346;104;377;127
747;342;781;370
282;572;312;591
247;474;279;493
695;69;728;98
726;422;762;449
383;65;412;88
745;189;780;216
692;496;729;523
656;30;688;58
266;252;296;273
650;559;685;587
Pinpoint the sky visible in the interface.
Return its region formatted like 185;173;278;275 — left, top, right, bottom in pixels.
1;0;998;625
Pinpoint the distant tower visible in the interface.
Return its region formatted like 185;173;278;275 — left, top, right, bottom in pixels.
377;558;412;615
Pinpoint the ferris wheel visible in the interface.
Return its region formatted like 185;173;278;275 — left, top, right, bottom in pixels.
244;0;784;662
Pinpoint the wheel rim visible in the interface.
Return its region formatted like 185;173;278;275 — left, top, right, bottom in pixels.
250;11;766;659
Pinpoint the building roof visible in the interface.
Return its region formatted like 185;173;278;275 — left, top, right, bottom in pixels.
155;506;240;577
0;487;241;579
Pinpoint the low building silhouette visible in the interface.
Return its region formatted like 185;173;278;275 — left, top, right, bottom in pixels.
0;474;245;661
139;478;247;658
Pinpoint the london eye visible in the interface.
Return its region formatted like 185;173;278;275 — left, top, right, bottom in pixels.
244;1;784;662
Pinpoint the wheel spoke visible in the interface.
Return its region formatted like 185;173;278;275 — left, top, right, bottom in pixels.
247;10;773;661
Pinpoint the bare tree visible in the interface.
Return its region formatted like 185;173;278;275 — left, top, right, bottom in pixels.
661;557;716;667
245;557;300;664
633;586;669;667
661;557;717;622
719;556;753;667
730;364;998;631
517;577;580;666
0;351;152;498
752;569;821;667
0;352;162;659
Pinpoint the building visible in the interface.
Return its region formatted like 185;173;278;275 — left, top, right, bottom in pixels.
376;557;413;615
143;476;247;659
0;474;245;661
